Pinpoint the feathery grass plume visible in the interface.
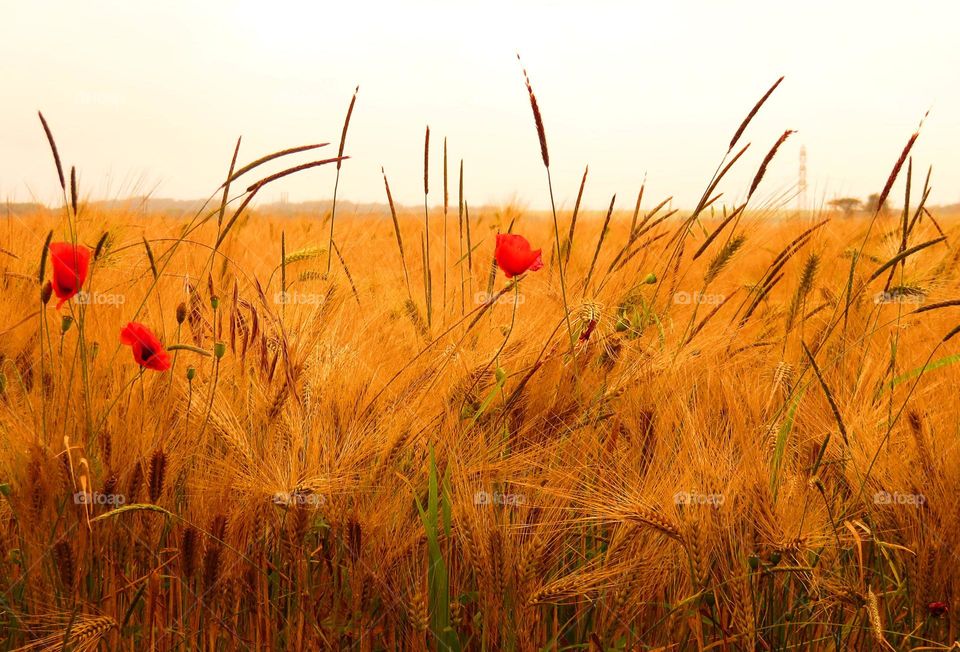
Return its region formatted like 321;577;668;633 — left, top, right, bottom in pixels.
38;230;53;283
142;236;158;280
147;449;167;503
685;290;735;345
69;166;78;216
327;85;359;276
906;164;933;236
802;342;850;443
629;179;645;234
180;526;198;579
748;129;795;199
101;471;117;499
423;125;432;327
226;143;329;185
244;156;347;194
907;410;936;482
465;200;474;298
127;461;144;503
517;54;549;168
458;159;465;313
443;137;449;320
38;111;66;191
876;113;927;214
338;87;359;167
729;76;784;152
518;53;575;353
404;298;428;339
692;203;745;261
564;165;589;266
280;232;286;321
896;158;913;280
786;253;819;332
839;113;929;328
203;514;228;594
93;231;109;260
53;538;74;589
485;246;498;297
332;241;361;306
217;137;242;229
911;298;960;316
704;233;746;285
584;194;616;295
735;219;830;323
382;167;412;300
867;237;945;285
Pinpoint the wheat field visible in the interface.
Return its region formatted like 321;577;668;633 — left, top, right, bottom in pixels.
2;84;960;652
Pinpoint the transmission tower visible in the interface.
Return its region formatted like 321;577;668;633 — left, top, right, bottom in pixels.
798;146;808;212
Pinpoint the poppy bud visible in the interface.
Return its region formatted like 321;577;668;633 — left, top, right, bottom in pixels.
747;554;760;570
769;552;781;566
213;342;226;359
642;273;657;284
40;281;53;305
186;366;196;381
176;302;187;324
210;296;220;310
928;601;948;617
61;316;74;333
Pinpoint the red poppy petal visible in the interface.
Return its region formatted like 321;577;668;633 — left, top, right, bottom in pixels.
528;251;543;272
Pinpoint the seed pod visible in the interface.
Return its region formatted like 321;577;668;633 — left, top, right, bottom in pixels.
176;302;187;324
41;281;53;305
213;342;226;359
186;366;196;381
61;316;73;333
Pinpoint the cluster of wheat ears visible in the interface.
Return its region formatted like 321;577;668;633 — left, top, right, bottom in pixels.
1;66;960;651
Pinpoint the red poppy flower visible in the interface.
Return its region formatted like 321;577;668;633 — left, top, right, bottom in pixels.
120;322;171;371
494;234;543;278
49;242;90;309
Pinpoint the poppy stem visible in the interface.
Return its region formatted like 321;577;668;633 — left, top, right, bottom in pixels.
91;371;144;438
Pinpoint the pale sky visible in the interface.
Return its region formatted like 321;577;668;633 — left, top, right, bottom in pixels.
2;0;959;211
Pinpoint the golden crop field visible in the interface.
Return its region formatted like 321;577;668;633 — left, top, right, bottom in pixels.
2;81;960;652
